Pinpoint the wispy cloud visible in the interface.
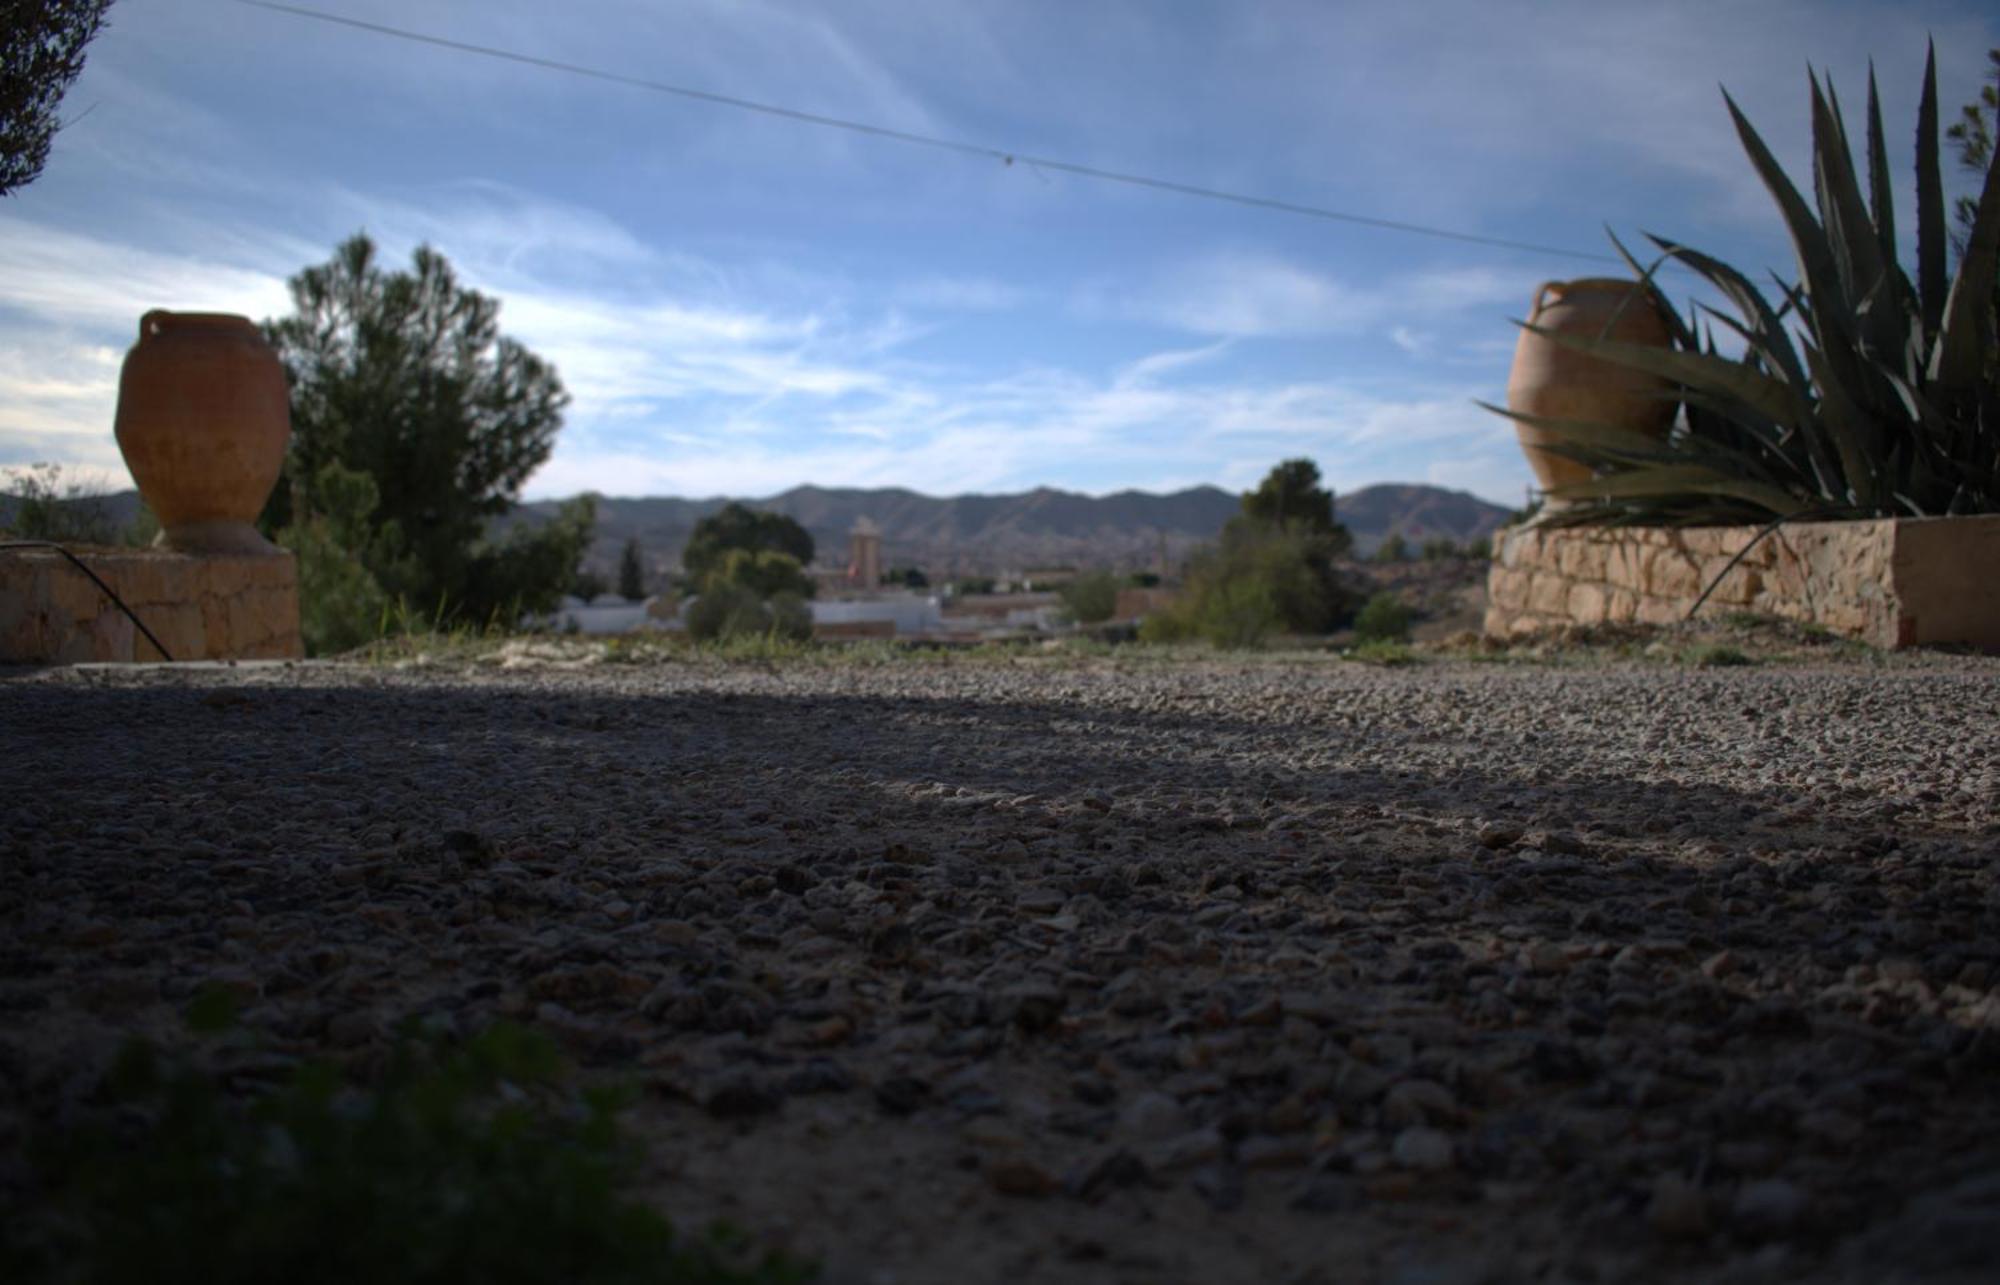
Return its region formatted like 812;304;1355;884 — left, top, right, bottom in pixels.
1089;252;1529;338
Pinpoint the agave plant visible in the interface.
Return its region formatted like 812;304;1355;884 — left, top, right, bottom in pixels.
1487;44;2000;528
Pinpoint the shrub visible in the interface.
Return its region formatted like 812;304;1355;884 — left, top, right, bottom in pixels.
1354;591;1413;642
4;1018;809;1285
703;548;812;601
1372;533;1408;563
1058;570;1121;624
1347;639;1418;666
275;462;401;656
767;591;814;642
685;583;769;642
0;462;142;545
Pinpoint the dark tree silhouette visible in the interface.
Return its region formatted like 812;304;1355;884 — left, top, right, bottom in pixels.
682;503;814;582
0;1;112;195
263;233;588;623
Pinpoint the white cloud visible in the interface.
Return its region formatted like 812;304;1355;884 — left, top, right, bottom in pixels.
1094;252;1530;338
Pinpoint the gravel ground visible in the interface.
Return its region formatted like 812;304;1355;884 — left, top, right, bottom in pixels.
5;646;2000;1283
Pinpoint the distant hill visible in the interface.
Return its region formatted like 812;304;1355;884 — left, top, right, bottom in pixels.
515;484;1245;581
522;481;1511;579
4;481;1511;576
1337;484;1514;553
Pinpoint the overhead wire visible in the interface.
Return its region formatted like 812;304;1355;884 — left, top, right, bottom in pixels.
228;0;1632;268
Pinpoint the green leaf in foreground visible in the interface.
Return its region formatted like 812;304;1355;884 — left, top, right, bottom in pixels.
7;1023;814;1285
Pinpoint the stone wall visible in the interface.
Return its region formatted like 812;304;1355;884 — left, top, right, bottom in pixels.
0;546;303;663
1484;514;2000;649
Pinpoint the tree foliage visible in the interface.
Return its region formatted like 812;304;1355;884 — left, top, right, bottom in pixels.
275;461;395;656
0;461;149;545
681;504;813;586
618;537;646;601
263;233;587;626
1239;457;1347;547
1144;459;1359;647
0;0;112;196
1946;49;2000;254
699;548;811;600
1057;570;1120;625
1354;591;1413;642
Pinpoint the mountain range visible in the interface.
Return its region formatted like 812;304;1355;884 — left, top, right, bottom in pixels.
525;482;1512;580
3;481;1512;576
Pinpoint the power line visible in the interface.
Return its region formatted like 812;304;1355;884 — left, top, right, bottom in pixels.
229;0;1627;267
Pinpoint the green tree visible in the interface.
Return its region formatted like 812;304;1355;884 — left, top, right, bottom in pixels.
618;537;646;600
703;547;812;600
1945;48;2000;375
275;461;396;655
1239;457;1349;549
1058;570;1120;624
1420;536;1457;561
1354;591;1413;642
1143;459;1358;646
1373;533;1409;563
0;1;112;195
262;233;584;626
1947;49;2000;252
682;503;814;586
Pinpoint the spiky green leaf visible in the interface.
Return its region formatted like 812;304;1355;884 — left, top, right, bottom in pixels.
1915;41;1947;338
1865;63;1897;267
1926;135;2000;392
1518;320;1806;428
1544;463;1812;516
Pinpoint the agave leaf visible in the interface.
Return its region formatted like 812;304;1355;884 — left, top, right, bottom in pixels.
1915;41;1947;339
1605;227;1700;351
1799;338;1885;507
1654;238;1814;391
1544;463;1812;517
1478;400;1702;465
1518;320;1809;431
1865;63;1897;268
1723;87;1858;356
1926;135;2000;393
1812;74;1902;362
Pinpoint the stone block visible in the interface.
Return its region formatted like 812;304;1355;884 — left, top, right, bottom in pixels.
1566;581;1608;622
1635;596;1682;626
1660;553;1709;599
1481;516;2000;649
1527;572;1569;616
1489;567;1529;610
1889;515;2000;647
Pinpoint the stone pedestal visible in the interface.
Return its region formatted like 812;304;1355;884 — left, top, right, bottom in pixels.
0;545;302;664
1483;515;2000;649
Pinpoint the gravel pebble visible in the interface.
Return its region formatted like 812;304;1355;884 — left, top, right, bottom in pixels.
7;651;1999;1284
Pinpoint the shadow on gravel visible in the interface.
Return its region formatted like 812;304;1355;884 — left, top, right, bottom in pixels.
7;675;1999;1278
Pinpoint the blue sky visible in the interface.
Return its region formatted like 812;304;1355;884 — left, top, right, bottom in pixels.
4;0;1995;507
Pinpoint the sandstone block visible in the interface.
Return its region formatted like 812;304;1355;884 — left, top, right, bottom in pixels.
1648;555;1700;600
1527;572;1569;616
1566;581;1608;622
1635;596;1681;626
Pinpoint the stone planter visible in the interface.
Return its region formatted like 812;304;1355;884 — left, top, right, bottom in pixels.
114;311;290;555
1505;278;1677;495
1484;515;2000;649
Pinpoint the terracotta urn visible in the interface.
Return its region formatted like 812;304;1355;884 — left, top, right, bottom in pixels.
1505;278;1677;495
114;310;290;555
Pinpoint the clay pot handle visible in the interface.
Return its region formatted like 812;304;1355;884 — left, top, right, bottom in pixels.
1528;281;1563;323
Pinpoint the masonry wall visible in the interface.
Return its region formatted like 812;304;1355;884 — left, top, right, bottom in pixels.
0;546;303;663
1484;515;2000;650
